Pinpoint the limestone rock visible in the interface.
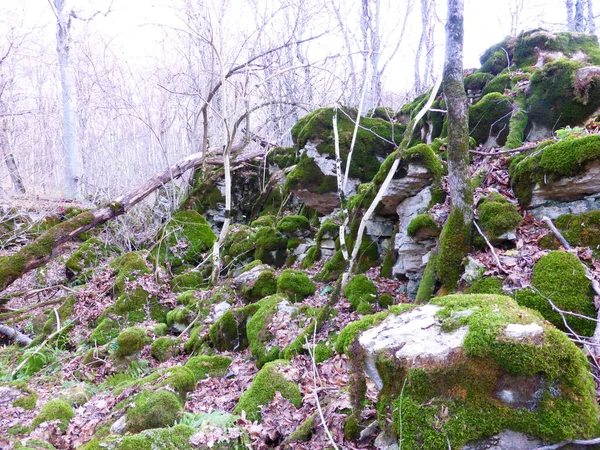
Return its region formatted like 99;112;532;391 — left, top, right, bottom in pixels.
379;164;434;215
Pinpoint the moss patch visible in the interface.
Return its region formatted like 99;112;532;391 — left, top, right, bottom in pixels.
32;399;74;432
407;214;440;240
515;251;596;336
476;193;522;241
344;274;377;312
276;269;316;302
116;327;148;357
185;355;232;380
150;337;180;362
125;390;183;433
538;210;600;254
233;359;302;422
468;93;513;146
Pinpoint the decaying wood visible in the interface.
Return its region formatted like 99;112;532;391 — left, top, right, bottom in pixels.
0;323;32;346
0;142;260;293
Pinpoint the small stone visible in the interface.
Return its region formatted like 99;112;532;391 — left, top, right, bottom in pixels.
110;415;127;435
504;323;544;340
461;257;485;284
212;302;231;322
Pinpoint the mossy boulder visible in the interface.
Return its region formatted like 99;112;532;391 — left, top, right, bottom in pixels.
31;399;74;432
476;193;522;242
468;93;513;146
80;424;195;450
125;390;183;433
166;306;194;331
150;211;216;272
185;355;232;380
344;274;377;313
515;251;596;336
150;337;180;362
276;269;316;302
246;294;316;367
232;264;277;302
233;359;302;422
115;327;148;357
341;294;599;447
65;237;118;283
209;299;265;351
539;210;600;254
467;276;504;295
509;135;600;208
159;366;197;399
223;225;257;269
169;270;204;292
253;226;287;268
406;213;440;241
276;215;311;237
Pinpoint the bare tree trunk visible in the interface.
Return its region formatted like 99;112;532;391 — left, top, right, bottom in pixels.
0;121;25;195
587;0;596;33
437;0;473;291
575;0;586;31
567;0;575;30
54;0;82;199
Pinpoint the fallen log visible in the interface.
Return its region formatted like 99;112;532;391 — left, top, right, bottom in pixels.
0;323;33;346
0;142;260;293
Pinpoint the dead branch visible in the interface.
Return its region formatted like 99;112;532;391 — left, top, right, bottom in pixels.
533;437;600;449
0;297;64;320
541;216;573;250
0;143;246;293
469;141;542;156
473;220;507;273
0;323;32;346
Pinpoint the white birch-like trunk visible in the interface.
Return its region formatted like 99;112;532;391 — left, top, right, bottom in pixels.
55;0;82;199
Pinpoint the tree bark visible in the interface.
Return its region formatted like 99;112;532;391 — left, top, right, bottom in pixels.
54;0;82;199
567;0;575;31
437;0;473;291
0;122;25;195
0;143;250;293
0;323;32;346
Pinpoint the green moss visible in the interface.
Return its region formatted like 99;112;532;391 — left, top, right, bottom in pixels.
384;294;599;448
166;306;194;328
538;210;600;253
254;226;287;267
241;268;277;302
515;251;596;336
344;275;377;312
415;251;438;304
477;194;522;241
12;390;38;410
126;390;183;433
467;277;504;295
290;107;402;182
379;292;394;308
181;172;225;215
150;211;216;271
285;155;338;195
150;337;180;362
505;96;528;149
209;301;263;351
250;215;276;228
89;318;121;345
301;246;317;269
83;424;196;450
169;271;204;292
464;72;496;92
246;295;291;367
223;225;256;266
116;327;148;357
468;93;513;146
276;215;310;235
528;59;600;130
233;359;302;422
436;209;472;291
185;355;232;380
511;135;600;207
315;250;346;282
335;305;414;354
65;237;118;282
480;50;509;75
286;413;316;442
407;214;440;240
276;269;316;302
42;294;76;335
32;399;74;432
267;146;299;169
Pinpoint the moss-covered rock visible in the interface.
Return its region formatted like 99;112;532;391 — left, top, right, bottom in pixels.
89;318;121;345
32;399;74;432
223;225;256;269
159;366;197;399
80;424;196;450
125;390;183;433
65;237;118;283
166;306;194;331
185;355;232;380
516;251;596;336
476;193;522;242
253;226;287;268
341;294;599;447
406;213;440;241
276;215;311;237
468;93;513;146
208;300;264;351
150;211;216;272
115;327;148;357
150;337;180;362
538;210;600;254
169;270;204;292
344;274;377;313
467;276;504;295
237;267;277;302
233;359;302;421
250;215;276;228
41;294;76;336
276;269;316;302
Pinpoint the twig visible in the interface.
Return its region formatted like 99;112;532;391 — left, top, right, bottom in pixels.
469;141;540;156
541;216;572;250
473;220;507;273
0;297;64;320
533;437;600;449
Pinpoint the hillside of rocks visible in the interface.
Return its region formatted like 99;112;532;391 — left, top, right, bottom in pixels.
3;30;600;450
